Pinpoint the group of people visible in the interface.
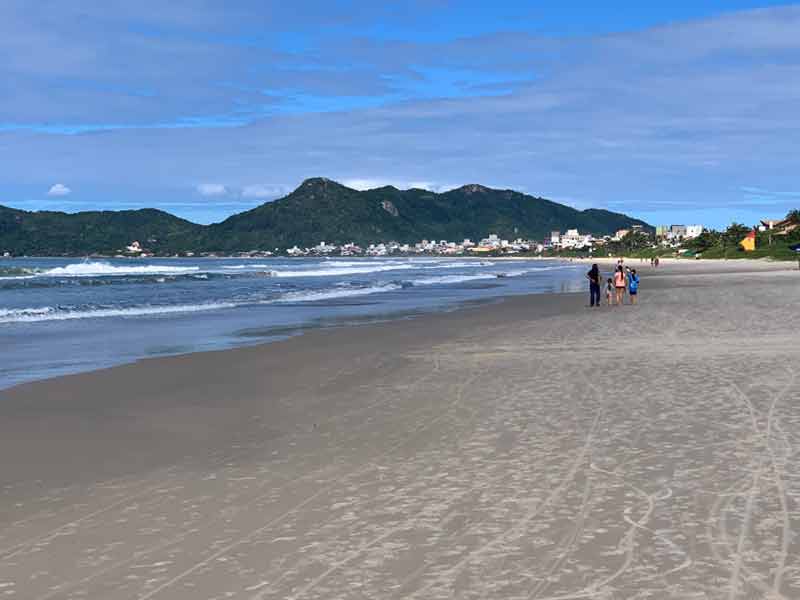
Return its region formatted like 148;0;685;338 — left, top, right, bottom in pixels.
586;261;640;307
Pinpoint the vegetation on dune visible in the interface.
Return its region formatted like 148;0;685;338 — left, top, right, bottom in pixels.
592;211;800;261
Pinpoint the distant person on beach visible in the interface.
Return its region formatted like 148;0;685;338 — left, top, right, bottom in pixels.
654;257;660;268
605;278;614;305
586;264;601;307
614;265;626;305
628;269;640;304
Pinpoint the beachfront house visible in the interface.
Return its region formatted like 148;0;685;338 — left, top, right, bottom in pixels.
759;217;798;234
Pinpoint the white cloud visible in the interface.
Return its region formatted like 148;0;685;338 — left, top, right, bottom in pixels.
241;184;289;199
196;183;228;196
47;183;71;196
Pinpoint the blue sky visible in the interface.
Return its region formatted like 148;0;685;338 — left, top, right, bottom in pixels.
2;1;800;228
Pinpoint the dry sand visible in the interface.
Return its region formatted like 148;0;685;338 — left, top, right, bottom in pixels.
1;261;799;599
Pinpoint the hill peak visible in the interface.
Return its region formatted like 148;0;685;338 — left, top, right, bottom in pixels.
298;177;351;192
453;184;494;194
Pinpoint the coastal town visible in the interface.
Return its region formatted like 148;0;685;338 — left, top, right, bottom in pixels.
10;213;796;260
120;223;707;258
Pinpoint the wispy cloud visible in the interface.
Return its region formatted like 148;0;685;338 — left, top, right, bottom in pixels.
741;186;800;198
196;183;228;197
241;184;289;199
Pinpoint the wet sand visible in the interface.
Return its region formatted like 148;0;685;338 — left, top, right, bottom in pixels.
1;261;799;599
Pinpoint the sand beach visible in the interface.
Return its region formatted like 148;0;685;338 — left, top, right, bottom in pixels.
1;260;798;599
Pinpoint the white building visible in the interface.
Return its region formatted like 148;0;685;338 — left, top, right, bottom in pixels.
312;241;337;254
685;225;703;239
479;234;503;249
125;241;143;254
670;225;687;238
560;229;593;249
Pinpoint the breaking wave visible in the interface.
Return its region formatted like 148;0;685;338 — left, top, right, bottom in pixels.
0;302;237;324
39;262;201;277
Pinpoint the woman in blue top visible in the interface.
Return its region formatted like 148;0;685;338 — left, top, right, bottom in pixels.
628;269;640;304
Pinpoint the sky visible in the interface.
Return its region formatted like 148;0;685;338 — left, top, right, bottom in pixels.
2;1;800;228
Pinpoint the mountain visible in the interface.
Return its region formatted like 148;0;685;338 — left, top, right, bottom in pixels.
1;178;651;255
0;205;200;255
202;178;651;251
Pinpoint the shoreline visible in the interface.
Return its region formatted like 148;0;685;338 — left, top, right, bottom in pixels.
0;256;585;391
1;258;794;394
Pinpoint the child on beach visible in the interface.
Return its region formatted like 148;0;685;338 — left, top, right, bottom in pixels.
605;277;614;305
613;265;626;305
628;269;640;304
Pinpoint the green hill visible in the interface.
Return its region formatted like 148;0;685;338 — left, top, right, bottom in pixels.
1;178;651;255
204;178;651;251
0;205;200;255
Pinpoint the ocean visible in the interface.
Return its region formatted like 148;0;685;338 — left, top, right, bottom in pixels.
0;257;587;389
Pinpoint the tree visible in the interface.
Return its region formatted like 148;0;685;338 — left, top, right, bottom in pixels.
684;229;719;252
722;223;751;249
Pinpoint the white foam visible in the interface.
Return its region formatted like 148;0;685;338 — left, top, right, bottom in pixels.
268;264;418;277
220;264;270;270
0;302;235;324
268;260;496;278
0;306;56;319
271;284;401;303
413;273;499;286
0;284;402;322
420;261;494;270
39;262;200;277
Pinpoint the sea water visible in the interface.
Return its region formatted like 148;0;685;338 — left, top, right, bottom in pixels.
0;257;587;389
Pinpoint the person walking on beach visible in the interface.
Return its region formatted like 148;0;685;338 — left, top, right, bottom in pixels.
613;265;626;305
628;269;640;304
586;263;601;307
605;277;614;305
